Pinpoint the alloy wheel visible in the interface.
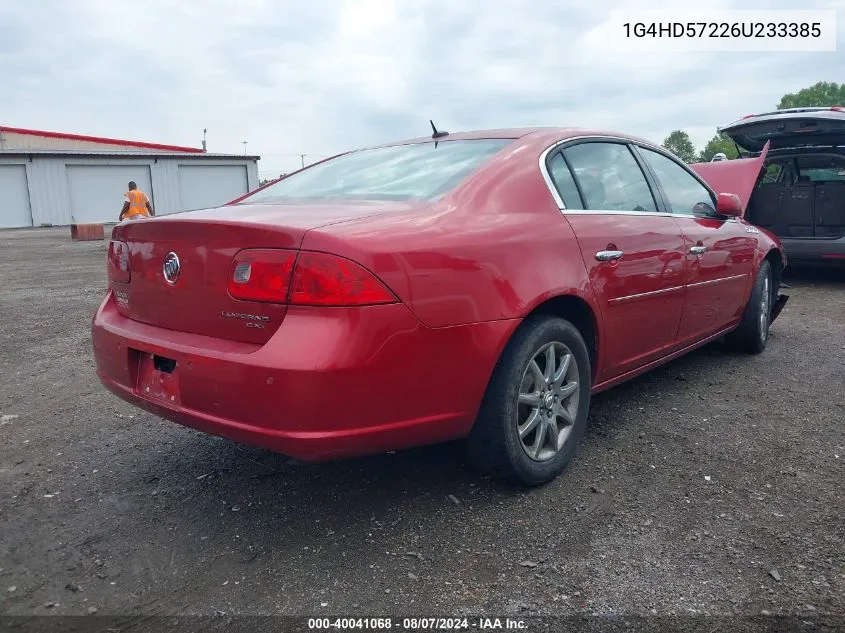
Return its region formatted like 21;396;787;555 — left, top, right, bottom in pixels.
759;274;771;343
516;342;580;462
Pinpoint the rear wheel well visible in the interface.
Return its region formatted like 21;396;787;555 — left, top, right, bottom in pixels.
528;295;598;382
764;249;783;293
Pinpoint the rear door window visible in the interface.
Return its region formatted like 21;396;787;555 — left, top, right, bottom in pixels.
563;142;657;212
758;162;797;187
547;152;584;209
760;163;783;185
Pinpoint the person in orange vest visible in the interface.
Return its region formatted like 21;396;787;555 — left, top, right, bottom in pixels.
119;181;155;221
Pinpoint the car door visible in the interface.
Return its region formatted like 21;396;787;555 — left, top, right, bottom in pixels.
636;145;755;345
545;140;687;382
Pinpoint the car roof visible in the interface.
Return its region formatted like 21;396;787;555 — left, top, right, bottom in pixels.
366;127;661;150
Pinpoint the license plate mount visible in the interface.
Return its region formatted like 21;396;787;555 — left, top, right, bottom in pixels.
136;353;181;405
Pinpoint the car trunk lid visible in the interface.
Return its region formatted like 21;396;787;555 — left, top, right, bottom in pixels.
720;108;845;152
690;142;770;216
110;201;416;344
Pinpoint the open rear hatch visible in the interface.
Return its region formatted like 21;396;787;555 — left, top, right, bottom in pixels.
108;202;409;345
720;108;845;152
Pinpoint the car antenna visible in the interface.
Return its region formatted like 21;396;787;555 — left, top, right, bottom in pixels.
430;119;449;148
430;120;449;139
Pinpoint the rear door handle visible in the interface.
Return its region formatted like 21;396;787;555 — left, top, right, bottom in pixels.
690;245;708;255
595;250;624;262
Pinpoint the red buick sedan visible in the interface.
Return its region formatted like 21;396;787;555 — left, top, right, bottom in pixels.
92;127;788;486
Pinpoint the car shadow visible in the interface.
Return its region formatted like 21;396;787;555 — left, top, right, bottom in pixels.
783;264;845;286
579;336;758;441
122;335;752;512
120;338;740;518
122;425;527;537
79;334;766;600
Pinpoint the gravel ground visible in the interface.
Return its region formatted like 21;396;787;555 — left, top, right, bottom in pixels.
0;228;843;626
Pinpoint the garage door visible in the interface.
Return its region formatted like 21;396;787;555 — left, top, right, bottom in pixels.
0;165;33;228
67;165;153;224
178;165;248;212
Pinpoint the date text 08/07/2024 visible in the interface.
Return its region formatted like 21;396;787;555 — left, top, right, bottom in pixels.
307;618;528;630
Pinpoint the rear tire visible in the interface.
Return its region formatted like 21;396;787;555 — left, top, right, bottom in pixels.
467;315;591;487
727;260;773;354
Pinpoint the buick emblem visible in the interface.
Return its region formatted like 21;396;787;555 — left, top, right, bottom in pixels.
162;252;181;285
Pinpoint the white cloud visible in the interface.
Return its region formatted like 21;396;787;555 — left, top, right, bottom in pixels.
0;0;842;176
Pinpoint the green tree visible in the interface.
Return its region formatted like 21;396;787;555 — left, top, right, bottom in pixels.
698;131;740;162
259;174;287;186
778;81;845;109
662;130;697;163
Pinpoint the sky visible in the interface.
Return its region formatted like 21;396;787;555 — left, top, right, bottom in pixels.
1;0;843;179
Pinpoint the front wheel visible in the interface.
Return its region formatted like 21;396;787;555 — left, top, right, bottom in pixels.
727;260;773;354
467;315;592;487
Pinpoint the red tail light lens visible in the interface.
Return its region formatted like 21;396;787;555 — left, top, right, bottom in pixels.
107;240;130;283
227;249;396;306
227;249;297;303
290;252;396;306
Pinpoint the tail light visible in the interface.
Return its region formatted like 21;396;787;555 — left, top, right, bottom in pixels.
227;249;396;306
831;106;844;112
227;249;297;303
107;240;130;283
290;252;396;306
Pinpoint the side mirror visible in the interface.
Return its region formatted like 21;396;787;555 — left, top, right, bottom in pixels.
716;192;743;217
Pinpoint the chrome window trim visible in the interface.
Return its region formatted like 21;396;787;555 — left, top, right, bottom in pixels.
538;134;734;221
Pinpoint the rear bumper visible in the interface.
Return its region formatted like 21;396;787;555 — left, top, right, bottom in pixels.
92;292;517;461
781;236;845;263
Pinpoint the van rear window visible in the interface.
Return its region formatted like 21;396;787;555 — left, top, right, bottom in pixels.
800;167;845;182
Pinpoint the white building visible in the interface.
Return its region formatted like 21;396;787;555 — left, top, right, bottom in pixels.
0;126;260;228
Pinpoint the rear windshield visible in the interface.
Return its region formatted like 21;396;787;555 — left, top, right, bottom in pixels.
241;139;511;203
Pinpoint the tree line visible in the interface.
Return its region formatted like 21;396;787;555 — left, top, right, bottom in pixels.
661;81;845;163
259;173;288;186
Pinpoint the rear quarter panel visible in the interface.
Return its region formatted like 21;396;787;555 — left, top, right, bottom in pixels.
300;138;599;329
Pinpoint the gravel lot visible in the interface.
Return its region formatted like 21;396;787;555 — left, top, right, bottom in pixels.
1;228;843;627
